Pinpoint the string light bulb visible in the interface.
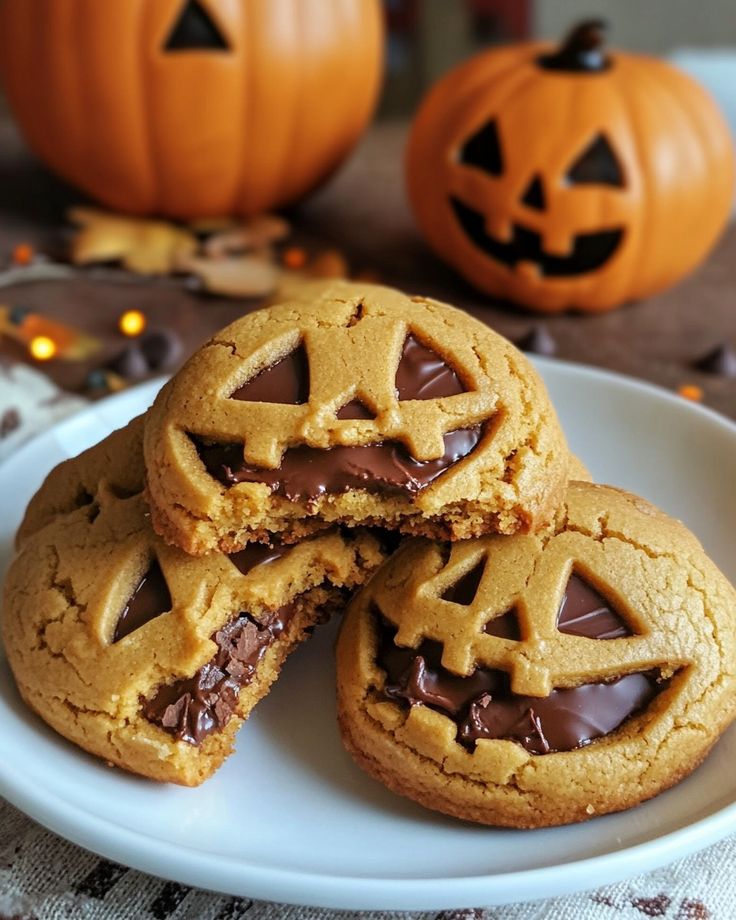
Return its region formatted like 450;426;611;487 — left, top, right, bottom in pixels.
29;335;57;361
118;309;147;338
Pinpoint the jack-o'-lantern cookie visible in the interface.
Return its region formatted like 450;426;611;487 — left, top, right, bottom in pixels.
3;424;384;786
336;481;736;827
144;282;570;555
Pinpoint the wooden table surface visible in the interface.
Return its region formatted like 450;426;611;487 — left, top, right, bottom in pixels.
0;116;734;419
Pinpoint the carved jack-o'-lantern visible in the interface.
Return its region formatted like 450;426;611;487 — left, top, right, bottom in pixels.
406;21;735;313
336;482;736;827
0;0;383;218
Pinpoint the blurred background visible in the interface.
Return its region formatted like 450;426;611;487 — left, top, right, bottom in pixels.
380;0;736;132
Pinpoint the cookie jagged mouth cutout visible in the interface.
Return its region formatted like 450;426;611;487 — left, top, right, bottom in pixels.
450;196;623;277
375;615;666;755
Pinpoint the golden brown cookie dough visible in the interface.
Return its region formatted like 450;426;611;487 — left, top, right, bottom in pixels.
336;481;736;827
4;427;384;786
144;282;570;555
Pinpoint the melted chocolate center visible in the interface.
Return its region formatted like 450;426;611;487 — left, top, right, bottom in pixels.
195;427;481;501
376;617;660;754
395;335;466;400
113;561;172;643
557;574;631;639
143;603;296;745
230;345;308;405
228;542;292;576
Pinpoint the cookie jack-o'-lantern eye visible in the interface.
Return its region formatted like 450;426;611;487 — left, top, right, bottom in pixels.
395;335;467;400
230;345;309;405
557;573;634;639
458;119;503;177
566;134;624;187
113;560;172;643
165;0;229;52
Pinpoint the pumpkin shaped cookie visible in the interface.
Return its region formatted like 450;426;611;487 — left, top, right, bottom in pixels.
3;423;384;785
336;482;736;827
144;282;570;555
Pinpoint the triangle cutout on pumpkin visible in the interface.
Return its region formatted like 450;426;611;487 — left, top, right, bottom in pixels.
459;119;504;177
483;607;521;641
164;0;229;52
113;560;172;643
442;558;485;606
230;345;309;405
336;398;375;420
396;334;467;400
556;572;633;639
566;134;624;187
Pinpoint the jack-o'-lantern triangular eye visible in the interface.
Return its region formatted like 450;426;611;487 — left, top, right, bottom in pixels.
566;134;624;187
557;573;633;639
113;561;172;643
459;119;503;176
230;345;309;405
337;398;375;420
165;0;229;52
395;335;467;400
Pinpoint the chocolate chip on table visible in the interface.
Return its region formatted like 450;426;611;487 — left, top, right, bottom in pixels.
694;343;736;377
516;325;557;357
140;329;183;371
0;407;20;437
106;343;149;380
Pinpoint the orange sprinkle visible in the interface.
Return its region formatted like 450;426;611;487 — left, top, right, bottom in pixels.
12;242;34;266
678;384;703;402
118;309;147;338
282;246;307;270
29;335;57;361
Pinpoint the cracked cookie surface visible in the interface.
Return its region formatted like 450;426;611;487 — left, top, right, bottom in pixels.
3;425;384;785
143;282;570;555
336;481;736;827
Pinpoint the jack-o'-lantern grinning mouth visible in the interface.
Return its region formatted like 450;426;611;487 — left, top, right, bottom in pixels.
450;196;623;278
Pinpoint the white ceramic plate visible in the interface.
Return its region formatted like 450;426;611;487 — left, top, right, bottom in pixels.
1;360;736;912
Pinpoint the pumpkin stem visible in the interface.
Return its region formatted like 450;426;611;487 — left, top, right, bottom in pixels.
538;19;610;73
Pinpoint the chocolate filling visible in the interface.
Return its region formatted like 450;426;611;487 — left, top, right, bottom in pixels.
376;616;661;754
143;603;297;745
195;426;482;501
228;541;292;576
395;334;467;399
113;561;172;643
557;574;631;639
230;344;308;405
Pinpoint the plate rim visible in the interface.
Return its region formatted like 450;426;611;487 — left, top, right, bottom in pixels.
1;358;736;910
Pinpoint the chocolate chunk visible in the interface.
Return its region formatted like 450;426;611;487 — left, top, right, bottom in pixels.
228;542;292;576
375;617;661;754
143;603;297;744
230;345;308;404
557;574;631;639
196;426;482;500
516;326;557;357
336;399;375;420
106;344;149;380
694;343;736;377
442;560;485;605
458;673;659;753
395;334;466;399
113;561;172;642
483;609;520;640
140;329;183;371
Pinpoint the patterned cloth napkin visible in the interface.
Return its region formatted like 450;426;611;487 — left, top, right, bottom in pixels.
0;363;734;920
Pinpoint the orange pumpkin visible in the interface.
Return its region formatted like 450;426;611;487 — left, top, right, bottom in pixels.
406;21;735;313
0;0;383;219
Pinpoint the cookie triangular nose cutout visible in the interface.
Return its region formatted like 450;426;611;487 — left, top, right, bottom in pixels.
230;345;309;404
442;559;485;605
337;398;375;420
483;608;520;641
165;0;229;51
396;334;467;400
557;573;632;639
113;561;172;643
521;175;546;211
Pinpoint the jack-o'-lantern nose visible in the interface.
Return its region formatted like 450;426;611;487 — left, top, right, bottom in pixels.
521;175;546;211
